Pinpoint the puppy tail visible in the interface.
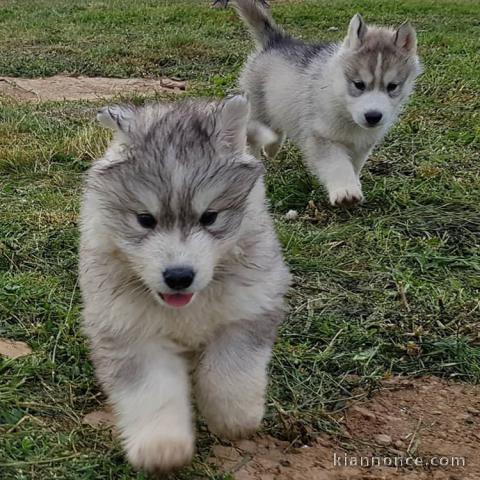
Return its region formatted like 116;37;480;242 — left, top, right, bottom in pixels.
233;0;287;49
247;121;278;150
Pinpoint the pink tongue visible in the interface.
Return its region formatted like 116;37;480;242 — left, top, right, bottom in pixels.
162;293;194;307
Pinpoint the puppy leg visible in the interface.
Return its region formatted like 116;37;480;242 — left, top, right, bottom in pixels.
304;134;364;206
194;316;280;439
351;149;371;182
95;342;194;473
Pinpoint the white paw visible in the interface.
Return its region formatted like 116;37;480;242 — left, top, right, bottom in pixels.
124;427;194;473
328;184;364;207
206;402;264;440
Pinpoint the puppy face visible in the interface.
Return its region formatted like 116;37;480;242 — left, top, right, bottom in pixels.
337;14;422;129
88;97;263;308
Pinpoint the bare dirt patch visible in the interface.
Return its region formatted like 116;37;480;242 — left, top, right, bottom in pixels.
211;377;480;480
82;407;116;431
0;338;32;359
0;75;186;102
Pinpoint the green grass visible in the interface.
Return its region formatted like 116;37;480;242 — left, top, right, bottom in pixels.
0;0;479;478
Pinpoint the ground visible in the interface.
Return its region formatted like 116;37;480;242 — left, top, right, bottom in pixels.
0;0;478;479
210;377;480;479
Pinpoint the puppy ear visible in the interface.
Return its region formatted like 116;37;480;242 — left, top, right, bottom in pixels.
216;95;250;152
221;158;265;208
394;22;417;54
97;105;136;133
344;13;368;49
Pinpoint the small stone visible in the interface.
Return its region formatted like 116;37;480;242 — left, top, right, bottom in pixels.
285;209;298;220
464;414;475;424
467;407;480;415
394;439;405;449
351;405;376;420
374;434;392;446
212;445;240;461
327;26;339;31
456;413;475;424
236;439;258;454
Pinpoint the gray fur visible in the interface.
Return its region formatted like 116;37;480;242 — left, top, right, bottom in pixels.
234;1;422;206
232;0;280;47
79;96;290;473
213;0;268;7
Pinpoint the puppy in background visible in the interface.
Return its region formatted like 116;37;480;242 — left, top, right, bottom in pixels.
212;0;267;6
79;96;290;473
233;0;422;206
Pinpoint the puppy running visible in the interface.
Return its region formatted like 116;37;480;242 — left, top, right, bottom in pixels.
79;97;290;472
234;0;422;206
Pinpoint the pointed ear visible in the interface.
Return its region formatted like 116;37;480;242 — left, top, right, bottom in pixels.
219;158;264;209
96;105;137;133
216;95;250;152
394;22;417;54
344;13;368;49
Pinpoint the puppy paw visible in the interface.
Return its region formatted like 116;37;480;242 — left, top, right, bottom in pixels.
125;428;194;473
206;403;264;440
328;184;364;207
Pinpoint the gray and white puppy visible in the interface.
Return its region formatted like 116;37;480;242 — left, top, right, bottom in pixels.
79;97;290;473
234;0;422;206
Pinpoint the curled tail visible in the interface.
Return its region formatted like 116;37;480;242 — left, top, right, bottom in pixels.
233;0;287;48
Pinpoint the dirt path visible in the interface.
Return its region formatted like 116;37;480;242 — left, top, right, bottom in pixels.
0;75;186;102
211;377;480;479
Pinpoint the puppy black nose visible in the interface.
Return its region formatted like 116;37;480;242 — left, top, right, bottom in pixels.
365;111;383;126
163;267;195;290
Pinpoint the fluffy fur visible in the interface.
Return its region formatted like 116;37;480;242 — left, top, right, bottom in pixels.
79;97;290;473
212;0;268;7
234;0;422;206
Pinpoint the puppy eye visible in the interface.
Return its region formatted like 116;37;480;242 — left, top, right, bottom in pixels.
387;82;399;93
137;213;157;229
353;81;366;91
199;211;218;227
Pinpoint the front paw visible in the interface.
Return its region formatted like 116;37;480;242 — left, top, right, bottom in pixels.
124;426;194;473
328;184;364;207
206;402;264;440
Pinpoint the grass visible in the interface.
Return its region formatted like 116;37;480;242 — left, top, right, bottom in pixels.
0;0;479;478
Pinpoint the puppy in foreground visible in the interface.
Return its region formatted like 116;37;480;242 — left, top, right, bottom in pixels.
79;96;290;472
234;0;422;206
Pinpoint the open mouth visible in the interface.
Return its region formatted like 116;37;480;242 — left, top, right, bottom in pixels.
159;292;195;308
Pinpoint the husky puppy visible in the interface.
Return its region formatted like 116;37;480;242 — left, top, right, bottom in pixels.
79;96;290;472
212;0;267;7
234;0;422;206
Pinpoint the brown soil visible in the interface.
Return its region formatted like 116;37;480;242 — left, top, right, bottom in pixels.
0;75;186;102
211;377;480;480
0;338;32;359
